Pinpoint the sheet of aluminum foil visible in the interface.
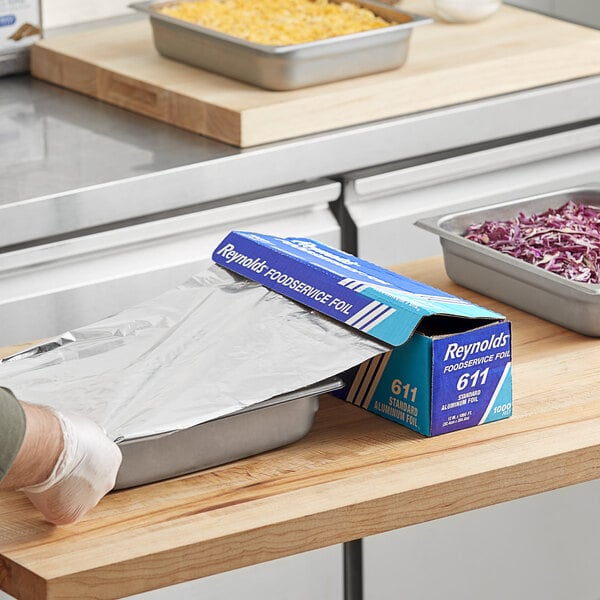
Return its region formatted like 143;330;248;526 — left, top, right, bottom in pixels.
0;265;389;441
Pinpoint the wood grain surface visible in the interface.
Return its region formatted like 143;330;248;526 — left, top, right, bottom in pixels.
30;0;600;146
1;257;599;600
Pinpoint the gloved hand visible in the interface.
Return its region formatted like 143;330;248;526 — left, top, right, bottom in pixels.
20;411;122;525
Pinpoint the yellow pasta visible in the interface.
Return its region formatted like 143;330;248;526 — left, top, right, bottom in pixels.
157;0;393;45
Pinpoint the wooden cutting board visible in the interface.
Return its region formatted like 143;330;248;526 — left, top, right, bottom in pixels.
31;0;600;147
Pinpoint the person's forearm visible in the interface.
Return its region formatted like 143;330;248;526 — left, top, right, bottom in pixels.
0;403;64;490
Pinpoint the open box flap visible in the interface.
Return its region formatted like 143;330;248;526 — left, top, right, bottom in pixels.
212;231;505;347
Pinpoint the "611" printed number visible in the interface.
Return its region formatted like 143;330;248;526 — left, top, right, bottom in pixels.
391;379;417;403
457;367;489;391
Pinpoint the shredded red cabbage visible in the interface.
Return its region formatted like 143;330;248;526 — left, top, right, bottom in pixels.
464;200;600;284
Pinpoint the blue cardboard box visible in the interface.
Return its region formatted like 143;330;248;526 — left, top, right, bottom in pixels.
212;231;512;436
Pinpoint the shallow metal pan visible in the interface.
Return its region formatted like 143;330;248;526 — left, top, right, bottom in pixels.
129;0;431;90
416;187;600;337
115;376;343;489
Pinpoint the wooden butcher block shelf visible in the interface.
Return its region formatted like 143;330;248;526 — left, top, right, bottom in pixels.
1;257;600;600
27;2;600;145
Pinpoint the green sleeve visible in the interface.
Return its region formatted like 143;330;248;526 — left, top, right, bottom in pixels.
0;387;26;482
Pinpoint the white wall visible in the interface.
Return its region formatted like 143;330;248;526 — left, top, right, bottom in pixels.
42;0;130;29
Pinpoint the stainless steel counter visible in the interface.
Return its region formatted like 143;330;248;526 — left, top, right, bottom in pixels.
2;72;600;248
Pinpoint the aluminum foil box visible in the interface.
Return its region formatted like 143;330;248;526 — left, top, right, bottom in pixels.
213;231;513;436
340;322;512;435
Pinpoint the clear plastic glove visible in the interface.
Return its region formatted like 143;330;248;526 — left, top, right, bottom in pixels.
20;412;122;525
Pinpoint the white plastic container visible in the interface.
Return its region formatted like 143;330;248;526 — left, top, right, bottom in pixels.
433;0;501;23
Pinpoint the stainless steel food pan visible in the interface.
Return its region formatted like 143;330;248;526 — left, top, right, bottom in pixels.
115;377;343;489
129;0;431;90
416;187;600;337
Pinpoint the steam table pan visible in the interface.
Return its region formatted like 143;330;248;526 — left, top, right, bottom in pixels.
416;187;600;337
129;0;431;90
115;377;343;489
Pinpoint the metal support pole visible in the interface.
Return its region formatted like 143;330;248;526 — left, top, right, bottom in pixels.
343;538;363;600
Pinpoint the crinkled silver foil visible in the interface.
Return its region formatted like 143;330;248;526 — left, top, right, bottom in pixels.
0;265;389;441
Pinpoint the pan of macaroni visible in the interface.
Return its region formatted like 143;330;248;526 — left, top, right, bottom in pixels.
129;0;431;89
